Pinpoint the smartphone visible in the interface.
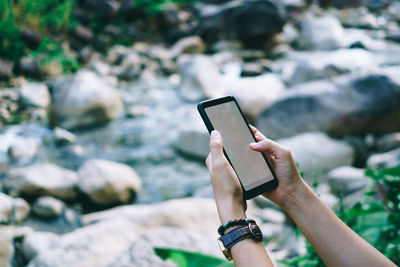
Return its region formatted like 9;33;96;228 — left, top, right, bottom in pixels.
197;95;278;199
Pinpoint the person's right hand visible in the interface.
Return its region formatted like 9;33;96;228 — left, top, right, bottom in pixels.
248;125;305;209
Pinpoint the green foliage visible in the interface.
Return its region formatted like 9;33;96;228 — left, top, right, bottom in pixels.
133;0;198;15
154;247;234;267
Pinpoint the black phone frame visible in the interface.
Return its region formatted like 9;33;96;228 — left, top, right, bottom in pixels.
197;95;278;200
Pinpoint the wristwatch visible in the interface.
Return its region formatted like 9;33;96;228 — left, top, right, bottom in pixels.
217;221;263;260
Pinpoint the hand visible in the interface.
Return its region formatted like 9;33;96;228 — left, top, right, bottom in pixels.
206;130;246;223
248;125;304;208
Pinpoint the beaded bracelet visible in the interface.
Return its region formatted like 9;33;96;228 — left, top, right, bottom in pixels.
218;218;255;236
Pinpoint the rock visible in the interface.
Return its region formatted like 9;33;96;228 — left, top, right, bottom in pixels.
374;133;400;152
327;166;368;195
336;7;379;29
5;163;79;200
174;122;209;159
70;25;94;45
298;15;344;50
125;105;151;118
258;208;286;224
0;192;30;224
50;70;123;129
199;0;285;48
89;61;111;76
0;60;13;81
29;198;220;267
240;62;265;77
277;132;354;177
177;54;227;101
367;148;400;169
21;28;42;49
19;83;51;108
23;231;59;262
287;49;376;86
0;226;32;267
170;36;206;58
53;127;76;145
332;0;364;8
77;159;142;205
13;57;40;78
112;52;142;80
32;196;65;219
7;138;38;162
256;74;400;138
230;73;285;119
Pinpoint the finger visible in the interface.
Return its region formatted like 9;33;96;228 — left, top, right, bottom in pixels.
249;124;258;134
249;138;290;159
249;125;267;140
209;130;224;161
205;154;212;171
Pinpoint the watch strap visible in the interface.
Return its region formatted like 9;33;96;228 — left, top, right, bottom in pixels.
220;223;263;250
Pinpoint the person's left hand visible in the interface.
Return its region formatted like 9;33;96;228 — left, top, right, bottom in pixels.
205;130;246;223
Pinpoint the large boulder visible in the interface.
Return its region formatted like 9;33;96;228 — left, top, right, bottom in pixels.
177;54;227;101
199;0;285;47
298;15;344;50
50;70;123;129
77;159;142;205
256;73;400;138
4;163;79;200
23;231;59;262
0;192;30;224
28;198;220;267
230;73;286;119
174;122;209;159
277;132;355;177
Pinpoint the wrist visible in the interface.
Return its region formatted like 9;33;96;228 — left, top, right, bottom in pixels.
281;179;315;214
215;197;246;224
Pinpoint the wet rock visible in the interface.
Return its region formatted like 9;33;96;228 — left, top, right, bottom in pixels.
278;132;354;177
374;133;400;152
23;231;59;262
240;62;265;77
7;138;38;162
53;127;76;145
327;166;368;195
199;0;285;48
256;74;400;138
0;192;30;224
32;196;65;219
0;60;13;81
13;57;40;78
19;83;51;108
230;73;285;119
125;105;151;118
170;36;206;58
112;52;142;80
177;54;227;101
30;198;219;267
367;148;400;169
174;121;209;159
77;159;142;205
298;15;344;50
336;7;379;29
0;226;32;267
50;70;123;129
5;163;79;200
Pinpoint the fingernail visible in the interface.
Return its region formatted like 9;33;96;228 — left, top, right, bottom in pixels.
211;130;219;138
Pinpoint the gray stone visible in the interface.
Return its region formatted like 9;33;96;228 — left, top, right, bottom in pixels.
0;226;32;267
29;198;220;267
112;52;142;80
51;70;122;129
278;132;354;177
336;7;379;29
256;74;400;138
5;163;79;200
229;73;285;119
177;54;227;101
367;148;400;169
19;83;51;108
53;127;76;145
170;36;205;58
32;196;65;219
77;159;142;205
174;120;209;159
374;132;400;152
298;15;344;50
327;166;368;195
23;231;59;262
0;192;30;224
7;138;38;162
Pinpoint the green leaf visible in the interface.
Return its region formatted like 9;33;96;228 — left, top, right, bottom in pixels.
154;247;234;267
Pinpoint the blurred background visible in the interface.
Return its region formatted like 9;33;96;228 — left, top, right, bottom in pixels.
0;0;400;266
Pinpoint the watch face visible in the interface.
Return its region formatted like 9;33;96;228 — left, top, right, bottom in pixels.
249;223;263;241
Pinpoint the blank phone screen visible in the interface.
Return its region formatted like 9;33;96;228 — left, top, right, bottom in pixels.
204;101;274;190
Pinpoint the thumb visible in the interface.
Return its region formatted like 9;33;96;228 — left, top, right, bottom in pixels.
209;130;224;160
249;139;290;159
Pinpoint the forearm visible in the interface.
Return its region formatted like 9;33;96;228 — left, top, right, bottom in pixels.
215;199;274;267
283;180;395;267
